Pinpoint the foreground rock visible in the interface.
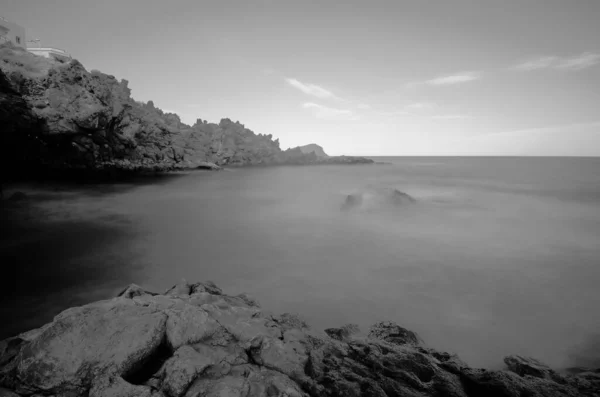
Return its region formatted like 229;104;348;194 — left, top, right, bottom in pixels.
1;281;598;397
0;43;372;181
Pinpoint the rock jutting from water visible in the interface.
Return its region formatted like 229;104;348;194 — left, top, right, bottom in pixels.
342;187;417;211
0;43;373;182
1;280;598;397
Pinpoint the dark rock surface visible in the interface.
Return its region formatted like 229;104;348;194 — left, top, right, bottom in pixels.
1;280;598;396
0;43;372;181
503;355;563;381
367;321;423;346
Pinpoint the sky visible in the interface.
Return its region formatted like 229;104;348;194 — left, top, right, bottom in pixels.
2;0;600;156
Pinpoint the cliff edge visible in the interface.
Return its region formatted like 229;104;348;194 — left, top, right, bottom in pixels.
0;280;598;397
0;43;372;181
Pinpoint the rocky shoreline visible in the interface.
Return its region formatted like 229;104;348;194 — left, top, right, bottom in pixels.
1;280;598;397
0;43;373;184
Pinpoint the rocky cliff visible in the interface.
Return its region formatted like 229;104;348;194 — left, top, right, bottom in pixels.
0;280;598;397
0;43;372;181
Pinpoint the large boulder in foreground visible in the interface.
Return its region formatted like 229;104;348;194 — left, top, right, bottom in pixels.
1;300;166;396
1;280;598;397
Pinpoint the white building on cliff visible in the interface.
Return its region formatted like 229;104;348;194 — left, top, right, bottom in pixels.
0;16;26;47
0;15;72;61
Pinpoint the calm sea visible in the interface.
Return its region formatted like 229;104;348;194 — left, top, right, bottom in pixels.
1;156;600;369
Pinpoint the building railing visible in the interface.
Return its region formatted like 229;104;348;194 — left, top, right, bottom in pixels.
28;46;69;54
27;47;72;59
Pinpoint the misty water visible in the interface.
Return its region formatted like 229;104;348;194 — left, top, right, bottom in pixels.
2;157;600;370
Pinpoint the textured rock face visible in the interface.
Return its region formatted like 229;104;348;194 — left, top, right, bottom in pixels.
367;321;423;346
503;355;563;380
0;44;372;180
1;280;598;397
4;299;167;395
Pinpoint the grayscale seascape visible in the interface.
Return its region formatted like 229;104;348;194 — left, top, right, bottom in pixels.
1;1;599;396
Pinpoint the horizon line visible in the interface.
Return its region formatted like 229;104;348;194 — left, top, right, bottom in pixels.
334;154;600;158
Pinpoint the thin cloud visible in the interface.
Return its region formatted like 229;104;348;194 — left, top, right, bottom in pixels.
262;68;277;76
475;121;600;138
432;114;470;120
556;52;600;71
514;52;600;71
425;72;481;86
286;78;339;99
513;56;558;71
302;102;358;121
377;110;409;117
405;102;437;111
357;103;372;110
372;102;436;117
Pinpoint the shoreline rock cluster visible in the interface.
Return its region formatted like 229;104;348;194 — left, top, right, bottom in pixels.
1;280;598;397
0;43;372;183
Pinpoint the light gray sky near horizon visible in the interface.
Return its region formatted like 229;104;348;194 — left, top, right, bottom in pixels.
2;0;600;155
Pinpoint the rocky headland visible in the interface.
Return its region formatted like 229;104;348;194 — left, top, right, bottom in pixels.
0;280;598;397
297;144;329;159
0;43;372;182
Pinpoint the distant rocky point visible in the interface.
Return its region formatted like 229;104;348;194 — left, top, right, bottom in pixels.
0;43;372;181
0;280;597;397
297;144;328;158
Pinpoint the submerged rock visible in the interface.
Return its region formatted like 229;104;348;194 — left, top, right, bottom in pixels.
342;186;416;211
1;281;598;396
7;192;27;202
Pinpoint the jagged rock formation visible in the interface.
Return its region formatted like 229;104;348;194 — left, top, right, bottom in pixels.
1;280;598;397
297;144;328;158
0;43;372;181
342;187;417;211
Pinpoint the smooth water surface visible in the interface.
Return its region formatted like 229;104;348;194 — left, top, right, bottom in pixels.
2;157;600;369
